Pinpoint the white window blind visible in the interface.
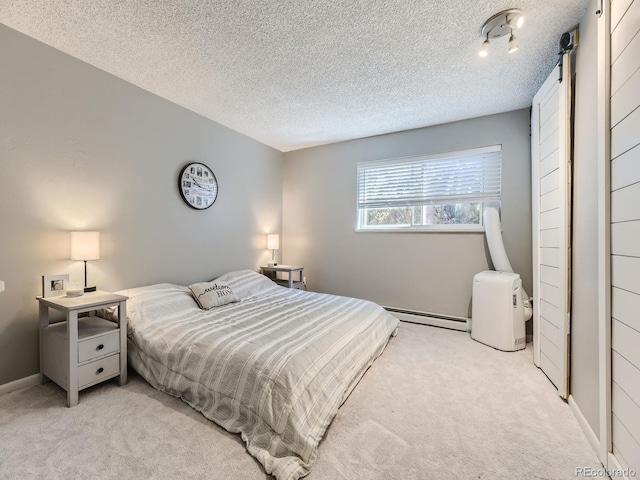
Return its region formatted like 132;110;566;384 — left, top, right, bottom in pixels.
357;146;502;210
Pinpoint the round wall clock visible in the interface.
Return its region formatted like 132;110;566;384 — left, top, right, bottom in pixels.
178;162;218;210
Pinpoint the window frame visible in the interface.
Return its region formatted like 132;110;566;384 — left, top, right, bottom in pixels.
355;145;502;233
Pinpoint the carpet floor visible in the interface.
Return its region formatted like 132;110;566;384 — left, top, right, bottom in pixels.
0;322;601;479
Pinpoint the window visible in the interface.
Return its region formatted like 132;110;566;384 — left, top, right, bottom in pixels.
356;146;501;231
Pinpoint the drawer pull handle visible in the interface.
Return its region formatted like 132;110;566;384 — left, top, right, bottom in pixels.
97;344;104;350
97;367;104;374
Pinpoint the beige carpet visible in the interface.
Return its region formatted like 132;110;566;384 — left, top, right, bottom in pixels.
0;322;601;479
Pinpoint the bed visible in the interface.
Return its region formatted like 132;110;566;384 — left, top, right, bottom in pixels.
117;270;399;480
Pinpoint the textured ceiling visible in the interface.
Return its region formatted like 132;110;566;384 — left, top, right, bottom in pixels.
0;1;589;152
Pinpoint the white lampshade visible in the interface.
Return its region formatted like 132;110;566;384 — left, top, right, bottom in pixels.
70;231;100;261
267;234;280;250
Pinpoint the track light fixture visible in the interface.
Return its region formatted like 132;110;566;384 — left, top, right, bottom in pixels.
479;8;524;57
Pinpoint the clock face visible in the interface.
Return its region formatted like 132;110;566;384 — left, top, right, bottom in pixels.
179;162;218;210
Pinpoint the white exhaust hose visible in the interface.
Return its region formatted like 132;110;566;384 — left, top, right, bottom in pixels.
483;207;533;321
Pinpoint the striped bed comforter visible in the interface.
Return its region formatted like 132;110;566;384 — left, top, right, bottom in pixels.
121;270;399;480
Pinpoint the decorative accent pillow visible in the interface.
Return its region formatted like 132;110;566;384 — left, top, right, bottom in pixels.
188;281;239;309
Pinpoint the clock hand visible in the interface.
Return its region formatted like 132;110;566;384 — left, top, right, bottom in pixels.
192;178;208;189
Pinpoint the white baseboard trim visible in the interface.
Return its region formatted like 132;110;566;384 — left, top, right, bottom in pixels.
385;308;469;332
568;395;600;457
607;452;632;480
0;373;40;396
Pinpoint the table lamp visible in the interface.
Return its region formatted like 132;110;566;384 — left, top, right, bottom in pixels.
70;231;100;292
267;234;279;267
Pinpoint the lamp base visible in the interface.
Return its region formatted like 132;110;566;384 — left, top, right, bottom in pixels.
84;286;97;293
267;262;278;267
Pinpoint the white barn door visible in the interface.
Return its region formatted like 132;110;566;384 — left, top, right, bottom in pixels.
531;55;572;399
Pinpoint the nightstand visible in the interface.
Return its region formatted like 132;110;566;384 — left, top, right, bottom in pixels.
37;291;128;407
260;265;304;289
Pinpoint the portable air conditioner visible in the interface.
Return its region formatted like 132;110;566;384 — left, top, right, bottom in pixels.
471;271;526;352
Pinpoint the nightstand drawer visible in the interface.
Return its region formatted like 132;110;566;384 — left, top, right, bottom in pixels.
78;331;120;363
78;354;120;389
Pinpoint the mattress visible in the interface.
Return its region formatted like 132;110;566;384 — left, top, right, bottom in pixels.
120;270;399;480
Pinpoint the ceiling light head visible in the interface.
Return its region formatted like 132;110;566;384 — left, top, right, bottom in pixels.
516;15;524;29
508;32;519;53
507;12;524;29
479;37;490;57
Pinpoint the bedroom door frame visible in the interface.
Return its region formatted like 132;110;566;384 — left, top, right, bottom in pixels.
596;0;612;468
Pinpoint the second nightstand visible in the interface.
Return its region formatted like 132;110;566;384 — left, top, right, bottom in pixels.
38;291;128;407
260;265;304;289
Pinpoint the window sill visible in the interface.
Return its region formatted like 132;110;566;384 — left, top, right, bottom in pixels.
355;227;486;234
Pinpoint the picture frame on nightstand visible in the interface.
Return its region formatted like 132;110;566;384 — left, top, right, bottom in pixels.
42;274;69;298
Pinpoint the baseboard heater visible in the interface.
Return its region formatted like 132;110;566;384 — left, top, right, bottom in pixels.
383;306;470;332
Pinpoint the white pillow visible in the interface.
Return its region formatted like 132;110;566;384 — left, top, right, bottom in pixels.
213;270;281;299
188;281;239;309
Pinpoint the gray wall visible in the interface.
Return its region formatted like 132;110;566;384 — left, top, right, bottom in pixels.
570;0;600;438
283;110;532;317
0;24;284;385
